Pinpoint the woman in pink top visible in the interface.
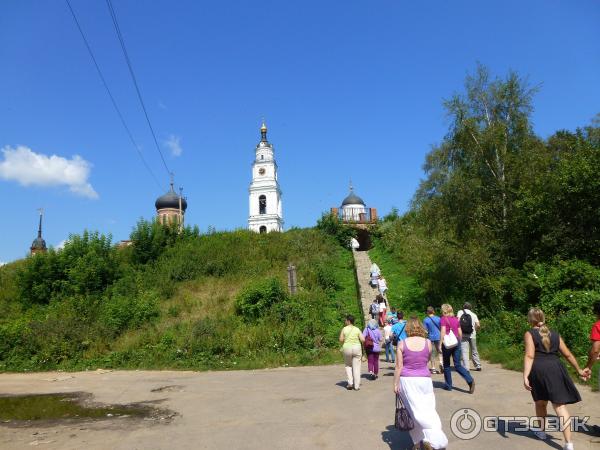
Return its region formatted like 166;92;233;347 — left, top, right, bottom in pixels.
394;317;448;450
440;303;474;393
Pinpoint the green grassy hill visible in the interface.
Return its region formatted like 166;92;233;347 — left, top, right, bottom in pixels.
367;239;426;316
0;223;359;372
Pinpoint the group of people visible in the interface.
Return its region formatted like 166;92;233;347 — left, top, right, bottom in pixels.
364;302;481;391
369;296;398;327
369;263;388;298
339;299;600;450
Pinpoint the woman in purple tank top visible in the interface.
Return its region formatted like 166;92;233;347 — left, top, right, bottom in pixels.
393;317;448;450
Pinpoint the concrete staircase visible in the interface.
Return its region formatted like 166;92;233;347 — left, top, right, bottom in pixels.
352;249;379;324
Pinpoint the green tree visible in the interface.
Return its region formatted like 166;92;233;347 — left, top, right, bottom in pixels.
129;219;200;265
316;212;356;247
16;231;118;306
417;64;538;240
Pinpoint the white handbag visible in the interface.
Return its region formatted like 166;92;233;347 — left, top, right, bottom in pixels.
443;329;458;349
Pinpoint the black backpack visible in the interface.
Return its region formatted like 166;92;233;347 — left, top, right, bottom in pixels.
459;310;473;334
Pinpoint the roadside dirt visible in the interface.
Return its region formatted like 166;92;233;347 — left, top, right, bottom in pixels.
0;363;598;449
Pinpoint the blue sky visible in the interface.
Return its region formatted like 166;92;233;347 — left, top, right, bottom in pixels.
1;0;599;263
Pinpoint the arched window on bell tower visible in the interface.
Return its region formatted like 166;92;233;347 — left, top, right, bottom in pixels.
259;195;267;215
259;226;267;233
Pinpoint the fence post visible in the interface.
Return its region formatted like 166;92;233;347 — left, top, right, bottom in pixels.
287;264;297;295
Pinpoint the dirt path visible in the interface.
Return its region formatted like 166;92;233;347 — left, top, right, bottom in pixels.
1;361;598;450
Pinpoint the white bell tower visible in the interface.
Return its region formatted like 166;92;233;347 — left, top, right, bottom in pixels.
248;121;283;233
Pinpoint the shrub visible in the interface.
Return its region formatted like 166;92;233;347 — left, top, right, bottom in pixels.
235;278;287;321
482;310;529;348
554;311;596;357
541;289;600;318
129;219;200;265
0;318;29;360
16;231;118;306
478;268;541;315
316;213;356;247
314;263;341;292
536;260;600;295
186;317;236;357
100;290;160;336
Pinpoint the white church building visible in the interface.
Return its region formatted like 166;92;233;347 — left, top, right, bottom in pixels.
248;121;283;233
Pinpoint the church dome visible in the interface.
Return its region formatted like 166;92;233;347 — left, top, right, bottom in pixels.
341;190;365;206
31;237;47;251
155;184;187;211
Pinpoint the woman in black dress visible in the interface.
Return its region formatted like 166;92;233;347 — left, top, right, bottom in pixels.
523;308;587;450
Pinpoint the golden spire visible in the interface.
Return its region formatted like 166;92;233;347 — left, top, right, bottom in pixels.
260;118;268;142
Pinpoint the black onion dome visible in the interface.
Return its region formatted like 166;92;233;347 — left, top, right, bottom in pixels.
31;237;47;250
155;185;187;211
341;190;365;206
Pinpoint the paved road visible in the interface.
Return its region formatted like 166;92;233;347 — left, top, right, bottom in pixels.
1;361;599;450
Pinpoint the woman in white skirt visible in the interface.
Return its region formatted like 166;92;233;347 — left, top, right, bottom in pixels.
393;317;448;450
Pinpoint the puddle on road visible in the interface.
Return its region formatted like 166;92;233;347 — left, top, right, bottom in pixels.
0;392;155;423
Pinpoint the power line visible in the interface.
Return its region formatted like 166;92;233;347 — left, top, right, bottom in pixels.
105;0;171;177
64;0;164;192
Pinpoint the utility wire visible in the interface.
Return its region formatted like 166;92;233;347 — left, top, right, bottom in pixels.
105;0;171;177
65;0;164;192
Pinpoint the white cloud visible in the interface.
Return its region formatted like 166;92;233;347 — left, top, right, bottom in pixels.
55;240;67;250
0;145;98;199
164;135;183;157
0;261;6;267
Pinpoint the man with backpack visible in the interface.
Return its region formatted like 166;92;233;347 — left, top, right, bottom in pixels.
369;298;379;320
457;302;481;371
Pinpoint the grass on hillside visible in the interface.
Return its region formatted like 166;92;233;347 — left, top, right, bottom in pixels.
0;227;360;372
368;239;427;316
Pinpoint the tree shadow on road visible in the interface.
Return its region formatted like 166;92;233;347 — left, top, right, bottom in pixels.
381;424;414;449
495;420;563;449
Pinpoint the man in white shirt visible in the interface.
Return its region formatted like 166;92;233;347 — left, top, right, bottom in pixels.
457;302;482;371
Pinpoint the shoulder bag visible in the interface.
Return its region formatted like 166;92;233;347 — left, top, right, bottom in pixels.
442;319;458;349
364;328;374;351
394;394;414;431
